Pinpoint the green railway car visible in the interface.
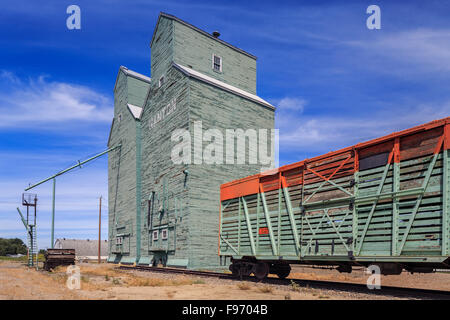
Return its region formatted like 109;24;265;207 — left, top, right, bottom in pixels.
219;118;450;279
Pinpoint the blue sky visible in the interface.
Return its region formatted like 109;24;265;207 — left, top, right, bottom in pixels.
1;0;449;249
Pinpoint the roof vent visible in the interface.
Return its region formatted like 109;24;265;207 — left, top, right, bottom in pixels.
212;31;220;38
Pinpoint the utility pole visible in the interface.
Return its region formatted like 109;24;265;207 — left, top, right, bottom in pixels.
51;178;55;248
98;195;102;264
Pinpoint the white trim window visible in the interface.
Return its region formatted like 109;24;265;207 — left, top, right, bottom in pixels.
159;75;165;88
152;230;159;241
116;236;123;245
161;229;168;240
212;54;222;72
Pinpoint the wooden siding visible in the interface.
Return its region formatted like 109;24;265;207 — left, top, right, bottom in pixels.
188;78;274;268
173;20;257;95
108;69;150;263
151;16;174;87
139;67;191;266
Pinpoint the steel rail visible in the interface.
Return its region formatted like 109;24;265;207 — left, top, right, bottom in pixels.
117;265;450;299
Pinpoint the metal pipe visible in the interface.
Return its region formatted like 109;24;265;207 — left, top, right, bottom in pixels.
16;207;28;231
22;145;120;248
24;145;121;191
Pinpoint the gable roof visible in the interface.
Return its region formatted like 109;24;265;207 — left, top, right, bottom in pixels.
54;238;108;256
113;66;151;92
120;66;151;83
173;63;275;110
150;12;257;60
127;103;143;120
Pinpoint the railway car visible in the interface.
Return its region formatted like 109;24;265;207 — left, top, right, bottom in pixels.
219;117;450;279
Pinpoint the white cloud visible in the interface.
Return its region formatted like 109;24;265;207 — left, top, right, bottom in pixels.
347;28;450;73
0;72;112;128
277;99;450;153
0;70;22;85
276;97;307;112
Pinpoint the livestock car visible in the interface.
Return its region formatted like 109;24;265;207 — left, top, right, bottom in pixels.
219;117;450;279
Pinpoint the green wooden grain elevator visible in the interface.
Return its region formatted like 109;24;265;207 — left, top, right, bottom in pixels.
108;12;275;269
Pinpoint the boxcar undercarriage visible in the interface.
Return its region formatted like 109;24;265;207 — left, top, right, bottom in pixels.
228;256;450;280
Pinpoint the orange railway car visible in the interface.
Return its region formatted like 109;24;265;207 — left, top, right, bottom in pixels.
219;117;450;279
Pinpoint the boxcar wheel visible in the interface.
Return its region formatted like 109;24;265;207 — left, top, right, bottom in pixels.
254;262;269;280
229;263;239;277
275;266;291;279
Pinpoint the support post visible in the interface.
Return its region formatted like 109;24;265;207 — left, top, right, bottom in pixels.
392;138;400;256
98;195;102;264
277;173;281;256
281;176;300;255
444;149;449;256
259;185;277;255
443;124;449;256
397;148;441;254
51;178;55;248
241;197;256;255
352;149;359;253
238;197;241;253
135;122;142;264
356;151;393;255
256;192;260;254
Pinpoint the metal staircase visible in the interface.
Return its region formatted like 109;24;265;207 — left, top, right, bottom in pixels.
17;193;39;269
27;224;38;268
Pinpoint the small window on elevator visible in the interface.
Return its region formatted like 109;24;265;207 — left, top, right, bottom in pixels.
212;54;222;72
161;229;168;240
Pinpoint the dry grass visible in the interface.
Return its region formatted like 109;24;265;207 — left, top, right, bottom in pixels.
236;282;251;290
125;276;197;287
50;264;203;291
258;286;273;294
192;279;206;284
0;262;80;300
81;280;109;291
290;280;300;292
289;271;352;282
78;264;123;278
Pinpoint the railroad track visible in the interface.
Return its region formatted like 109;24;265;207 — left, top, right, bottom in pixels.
117;265;450;299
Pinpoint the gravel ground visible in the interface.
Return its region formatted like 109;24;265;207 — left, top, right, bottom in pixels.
1;261;446;300
288;265;450;291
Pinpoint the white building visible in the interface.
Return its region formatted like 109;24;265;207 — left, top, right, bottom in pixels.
54;238;108;261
